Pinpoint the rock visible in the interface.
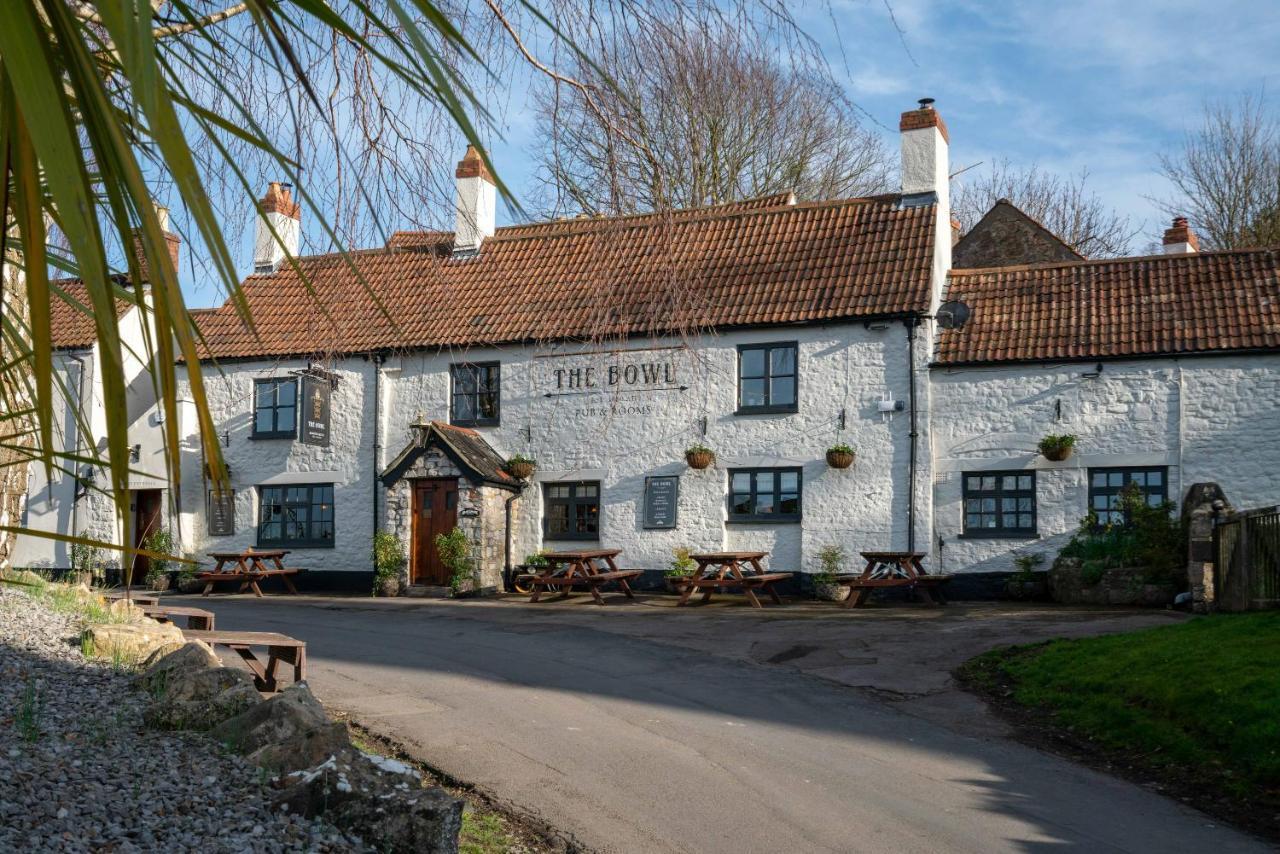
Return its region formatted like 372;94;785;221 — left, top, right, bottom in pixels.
82;621;185;665
274;749;462;853
210;684;350;775
146;666;262;731
136;641;222;693
106;599;148;622
1;568;46;588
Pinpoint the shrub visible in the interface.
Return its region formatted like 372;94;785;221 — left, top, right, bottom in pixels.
827;443;855;456
815;544;846;583
507;453;536;466
69;542;103;582
141;529;175;586
434;528;476;593
1012;552;1045;580
177;553;199;586
1038;434;1077;457
665;547;696;578
372;531;406;593
523;552;549;569
1059;483;1186;587
685;443;713;456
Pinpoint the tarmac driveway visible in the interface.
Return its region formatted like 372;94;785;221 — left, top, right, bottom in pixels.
194;595;1264;854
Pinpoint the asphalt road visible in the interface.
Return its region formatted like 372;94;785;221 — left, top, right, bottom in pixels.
198;597;1267;854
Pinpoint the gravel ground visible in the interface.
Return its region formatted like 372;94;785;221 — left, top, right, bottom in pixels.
0;585;367;853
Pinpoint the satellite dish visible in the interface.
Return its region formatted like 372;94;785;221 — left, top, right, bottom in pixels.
936;300;971;330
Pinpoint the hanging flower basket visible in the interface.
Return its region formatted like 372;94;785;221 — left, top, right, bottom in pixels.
506;455;537;480
1038;434;1076;462
826;445;856;469
685;446;715;470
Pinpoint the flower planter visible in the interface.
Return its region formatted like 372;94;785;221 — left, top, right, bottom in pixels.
376;577;401;598
664;575;692;594
147;574;171;593
826;450;856;469
507;461;536;480
813;581;849;602
177;578;204;595
1041;446;1073;462
685;450;715;470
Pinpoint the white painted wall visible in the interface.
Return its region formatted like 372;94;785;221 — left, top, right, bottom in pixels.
930;354;1280;574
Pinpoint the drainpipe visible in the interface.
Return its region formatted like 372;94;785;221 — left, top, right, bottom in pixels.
906;317;919;554
372;352;384;569
68;352;87;556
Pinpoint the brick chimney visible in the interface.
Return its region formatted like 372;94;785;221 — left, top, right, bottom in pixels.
253;181;301;273
900;98;952;313
453;145;496;255
1162;216;1199;254
131;204;181;285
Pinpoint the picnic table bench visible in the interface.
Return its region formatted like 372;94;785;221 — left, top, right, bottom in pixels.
200;549;302;597
835;551;950;608
136;604;215;630
102;590;159;605
182;629;305;692
678;552;793;609
527;549;642;605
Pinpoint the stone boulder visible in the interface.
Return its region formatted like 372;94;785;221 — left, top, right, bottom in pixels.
82;620;185;665
209;684;350;775
273;748;463;853
136;640;222;693
146;665;261;730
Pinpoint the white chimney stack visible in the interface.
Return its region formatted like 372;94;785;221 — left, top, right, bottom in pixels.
900;98;952;313
1162;216;1199;255
253;182;301;273
453;145;496;255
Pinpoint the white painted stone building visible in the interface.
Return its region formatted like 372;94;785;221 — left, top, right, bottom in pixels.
21;104;1280;595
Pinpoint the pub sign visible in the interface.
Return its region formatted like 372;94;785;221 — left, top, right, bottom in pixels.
300;374;331;447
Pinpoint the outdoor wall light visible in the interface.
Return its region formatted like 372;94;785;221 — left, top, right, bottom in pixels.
1080;362;1105;379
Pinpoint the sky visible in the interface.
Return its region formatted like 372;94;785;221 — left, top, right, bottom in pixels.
190;0;1280;307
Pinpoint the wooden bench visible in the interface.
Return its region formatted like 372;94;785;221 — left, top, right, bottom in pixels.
102;590;159;605
182;629;305;692
529;569;643;605
136;604;215;630
684;572;793;608
197;568;302;597
835;573;950;608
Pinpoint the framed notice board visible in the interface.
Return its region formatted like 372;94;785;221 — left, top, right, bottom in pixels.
207;489;235;537
643;475;679;529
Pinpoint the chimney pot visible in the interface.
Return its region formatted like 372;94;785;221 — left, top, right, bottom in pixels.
453;145;496;255
1162;215;1199;254
254;181;302;272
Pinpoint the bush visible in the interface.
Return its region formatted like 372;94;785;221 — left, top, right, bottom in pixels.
141;529;175;586
1012;552;1045;580
372;531;406;593
815;544;845;583
665;547;696;578
1038;434;1076;457
1059;484;1185;586
69;541;102;581
434;528;476;594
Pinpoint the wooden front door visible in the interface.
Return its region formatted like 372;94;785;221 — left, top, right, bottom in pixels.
411;478;459;586
131;489;163;584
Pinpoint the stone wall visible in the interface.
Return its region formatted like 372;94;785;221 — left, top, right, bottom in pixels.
953;200;1082;268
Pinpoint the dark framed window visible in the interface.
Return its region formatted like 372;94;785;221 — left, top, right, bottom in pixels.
963;471;1036;537
253;378;297;438
728;468;802;522
543;481;599;540
450;362;500;426
737;342;798;414
1088;467;1168;526
257;484;335;548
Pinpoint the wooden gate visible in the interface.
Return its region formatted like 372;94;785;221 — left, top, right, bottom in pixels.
1214;506;1280;611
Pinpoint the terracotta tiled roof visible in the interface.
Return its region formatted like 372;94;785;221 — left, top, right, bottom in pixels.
50;280;134;350
937;248;1280;364
192;193;936;360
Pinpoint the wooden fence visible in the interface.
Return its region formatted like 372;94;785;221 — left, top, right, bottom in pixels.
1214;506;1280;611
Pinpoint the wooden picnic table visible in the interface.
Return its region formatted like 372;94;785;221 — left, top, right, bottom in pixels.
678;551;793;609
182;629;305;692
200;549;301;597
527;548;642;605
834;551;949;608
102;590;159;605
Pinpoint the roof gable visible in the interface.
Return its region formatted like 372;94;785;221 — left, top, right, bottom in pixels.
381;421;518;491
953;199;1083;269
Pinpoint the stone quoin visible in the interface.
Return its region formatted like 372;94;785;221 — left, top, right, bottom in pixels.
15;101;1280;599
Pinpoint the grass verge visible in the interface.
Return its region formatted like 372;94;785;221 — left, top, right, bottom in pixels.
958;611;1280;841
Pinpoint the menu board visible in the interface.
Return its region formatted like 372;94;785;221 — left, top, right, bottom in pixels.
643;476;679;529
208;489;235;537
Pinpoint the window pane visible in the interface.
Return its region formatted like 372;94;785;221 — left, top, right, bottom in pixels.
966;514;981;528
770;376;795;406
1002;476;1017;491
1131;472;1147;486
966;477;981;492
256;409;275;433
1109;472;1123;487
740;349;765;377
964;498;981;512
453;394;476;421
779;472;799;492
754;472;776;494
755;491;775;514
454;367;477;394
1148;470;1163;487
981;498;996;512
769;346;795;375
1018;513;1033;528
278;380;296;406
1018;497;1032;511
479;365;499;392
983;515;997;528
1147;494;1162;507
732;494;753;515
549;485;569;498
981;476;996;490
732;472;751;492
579;483;598;497
740;378;767;408
478;393;498;419
1018;475;1033;491
1093;472;1107;487
1002;498;1017;512
547;506;568;534
779;493;799;514
276;406;294;432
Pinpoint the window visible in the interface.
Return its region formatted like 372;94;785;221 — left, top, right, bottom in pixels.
253;378;297;438
1088;467;1168;526
257;484;335;548
737;342;798;414
963;471;1036;537
543;481;599;540
450;362;500;426
728;468;802;522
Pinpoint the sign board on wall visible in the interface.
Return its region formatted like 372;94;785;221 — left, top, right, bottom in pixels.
207;489;235;537
300;375;331;447
643;475;679;529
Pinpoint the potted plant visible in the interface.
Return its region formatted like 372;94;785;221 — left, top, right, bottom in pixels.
176;555;203;594
685;443;715;470
142;529;175;591
435;528;478;597
506;453;537;480
664;547;697;593
813;544;849;602
372;531;406;597
1005;552;1047;601
1038;433;1076;462
826;443;856;469
70;541;101;588
512;552;548;595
